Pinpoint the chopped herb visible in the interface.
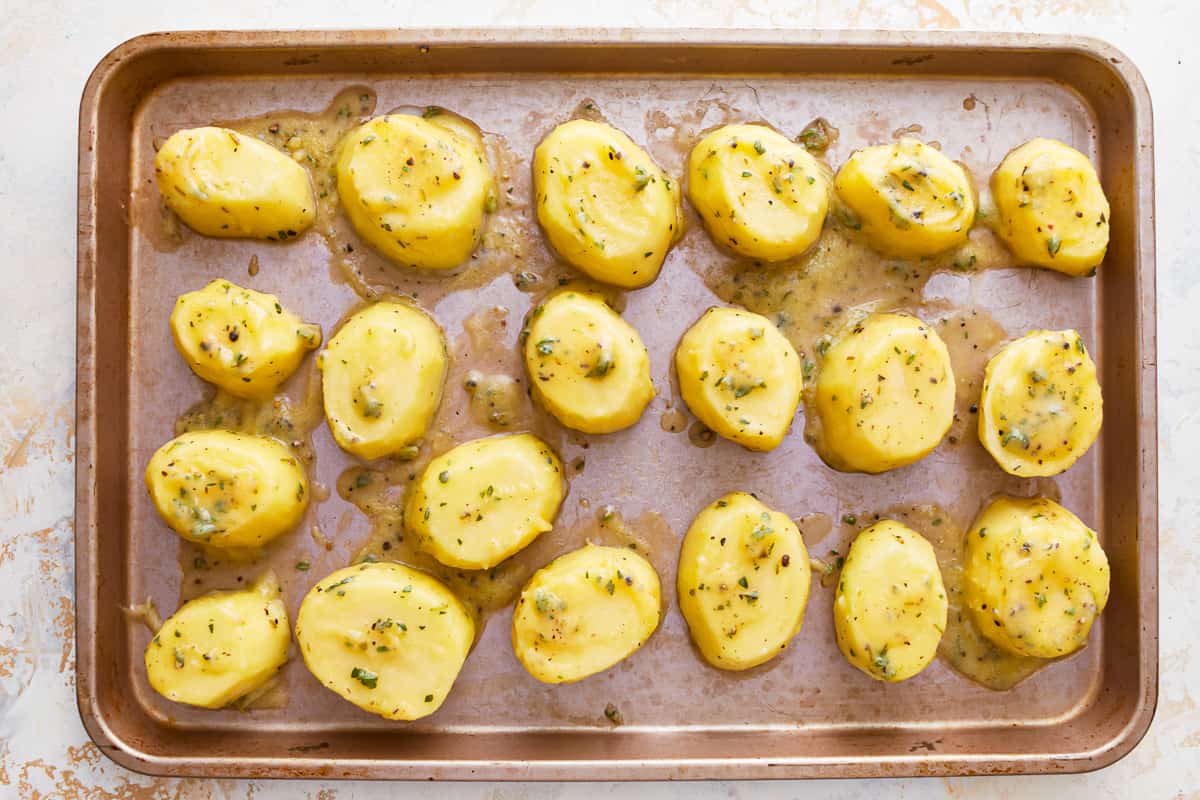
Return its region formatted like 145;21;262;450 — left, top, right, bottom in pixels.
535;337;557;355
586;351;614;378
1001;429;1031;449
604;703;624;725
296;560;311;571
741;170;753;178
438;470;450;484
425;694;434;702
1035;592;1047;608
174;649;185;669
842;514;857;525
753;140;765;155
1046;235;1062;256
738;576;749;589
351;667;378;688
633;167;651;191
422;106;441;118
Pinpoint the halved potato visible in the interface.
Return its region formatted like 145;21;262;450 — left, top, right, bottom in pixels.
170;279;321;399
522;290;655;433
145;430;308;552
812;312;954;473
533;119;682;288
964;496;1110;659
833;138;976;257
145;571;290;709
319;302;447;461
512;544;661;683
295;562;474;720
675;307;803;451
336;112;495;270
687;123;831;261
677;492;812;670
834;520;947;682
978;329;1102;477
155;126;315;240
990;138;1110;275
405;434;565;569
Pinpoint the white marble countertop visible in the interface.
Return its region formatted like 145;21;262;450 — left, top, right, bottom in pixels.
2;0;1196;796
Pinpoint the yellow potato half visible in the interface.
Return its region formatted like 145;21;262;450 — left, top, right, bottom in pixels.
675;307;803;451
834;520;948;682
522;290;655;434
834;138;976;257
145;571;290;709
979;329;1102;477
145;430;308;551
512;544;662;683
533;119;682;288
813;312;955;473
155;126;315;240
964;496;1110;659
677;493;812;671
687;124;831;262
170;279;322;399
320;302;447;461
336;113;495;270
295;562;474;720
991;138;1110;275
405;434;565;569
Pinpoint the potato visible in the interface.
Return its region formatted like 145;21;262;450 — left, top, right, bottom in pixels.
155;126;315;240
336;113;495;270
964;496;1110;659
405;434;565;569
978;329;1102;477
512;544;661;683
834;520;947;682
522;290;655;433
677;493;812;670
319;302;447;460
687;124;831;262
833;138;976;257
295;562;474;720
813;312;955;473
145;430;308;552
533;119;682;288
990;138;1110;275
145;571;290;709
675;307;803;451
170;279;321;399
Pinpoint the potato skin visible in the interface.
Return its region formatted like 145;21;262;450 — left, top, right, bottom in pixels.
295;562;474;720
812;312;955;473
978;329;1102;477
675;307;803;451
964;496;1109;659
533;119;682;288
319;302;447;461
145;430;308;552
677;493;812;671
834;520;948;682
405;434;565;569
155;126;315;240
522;290;655;434
687;124;831;261
170;279;321;399
145;572;290;709
512;544;661;683
990;138;1110;275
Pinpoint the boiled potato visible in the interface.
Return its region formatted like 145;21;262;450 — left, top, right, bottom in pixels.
964;496;1110;659
145;571;290;709
978;329;1102;477
320;302;447;461
295;562;474;720
813;312;955;473
512;544;661;683
405;434;565;569
687;124;831;262
336;113;495;270
834;520;948;682
145;430;308;552
533;119;682;288
675;307;803;451
170;279;321;399
155;126;315;240
990;138;1110;275
834;138;976;257
677;493;812;671
522;290;655;433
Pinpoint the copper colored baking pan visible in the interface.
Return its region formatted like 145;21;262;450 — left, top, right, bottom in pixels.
76;29;1158;780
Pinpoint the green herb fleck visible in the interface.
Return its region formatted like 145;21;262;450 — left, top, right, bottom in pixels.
351;667;378;688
